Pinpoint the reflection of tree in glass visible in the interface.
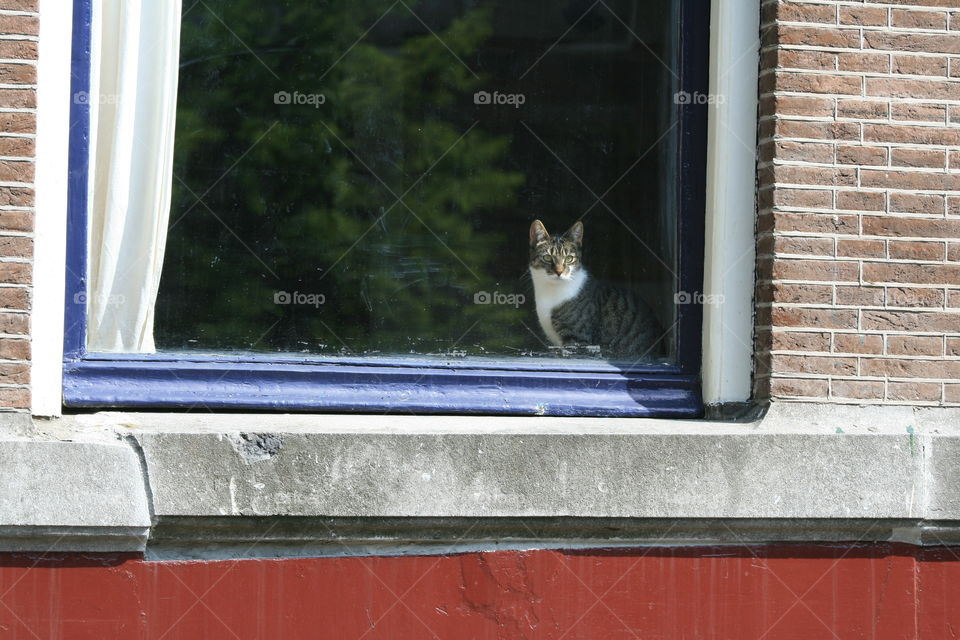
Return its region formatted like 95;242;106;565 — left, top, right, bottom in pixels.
158;0;526;355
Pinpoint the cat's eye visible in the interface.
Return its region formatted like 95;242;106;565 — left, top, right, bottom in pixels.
564;256;576;264
541;255;553;263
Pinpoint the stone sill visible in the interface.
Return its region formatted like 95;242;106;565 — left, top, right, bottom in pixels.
2;403;959;554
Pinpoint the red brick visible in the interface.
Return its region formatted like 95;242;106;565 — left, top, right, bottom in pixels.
0;212;32;233
889;193;945;214
0;137;34;158
837;145;887;165
838;99;888;119
0;63;34;85
0;1;37;12
867;76;960;101
0;160;32;183
775;49;837;71
890;147;946;168
862;311;960;332
772;140;835;164
773;258;859;282
834;333;884;354
865;262;960;284
772;307;859;329
946;383;960;402
776;25;861;48
893;54;948;76
774;2;838;24
837;286;886;306
761;95;834;118
862;169;960;191
769;188;834;209
774;71;862;95
0;112;34;134
889;335;944;355
772;236;835;256
887;286;945;307
949;242;960;261
0;262;29;285
771;354;858;376
949;196;960;215
864;31;960;54
891;9;948;29
760;212;859;234
865;123;960;145
861;357;960;379
863;215;960;238
0;188;32;208
892;102;947;122
888;381;942;401
837;191;884;211
0;336;28;360
768;164;856;187
832;380;885;399
0;286;26;310
881;0;960;8
771;282;834;304
889;240;946;260
0;40;35;60
838;52;890;73
0;312;27;335
947;336;960;355
0;15;38;36
770;377;829;398
773;120;860;141
0;89;34;109
0;362;27;383
770;330;831;351
0;387;29;409
838;238;885;258
0;237;30;258
840;6;888;26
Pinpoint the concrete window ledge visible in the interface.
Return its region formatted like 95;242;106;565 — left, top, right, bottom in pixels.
2;403;960;556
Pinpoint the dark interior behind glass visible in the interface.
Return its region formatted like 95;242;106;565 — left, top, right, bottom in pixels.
156;0;681;365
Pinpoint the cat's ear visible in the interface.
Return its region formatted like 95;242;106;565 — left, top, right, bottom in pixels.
563;221;583;247
530;220;549;246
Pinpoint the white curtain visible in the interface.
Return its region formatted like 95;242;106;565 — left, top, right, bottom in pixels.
86;0;181;352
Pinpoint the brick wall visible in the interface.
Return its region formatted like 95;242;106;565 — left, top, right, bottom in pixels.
756;0;960;405
0;0;35;410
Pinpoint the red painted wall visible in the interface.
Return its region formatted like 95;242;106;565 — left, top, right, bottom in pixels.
0;544;954;639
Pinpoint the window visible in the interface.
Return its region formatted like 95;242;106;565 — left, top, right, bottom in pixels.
63;0;708;416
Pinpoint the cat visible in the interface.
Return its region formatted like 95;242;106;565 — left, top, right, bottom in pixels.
528;219;665;361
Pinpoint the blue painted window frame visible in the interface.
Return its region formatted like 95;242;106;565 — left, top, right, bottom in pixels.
62;0;709;417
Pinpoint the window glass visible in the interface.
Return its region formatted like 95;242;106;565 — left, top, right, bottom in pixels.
156;0;681;365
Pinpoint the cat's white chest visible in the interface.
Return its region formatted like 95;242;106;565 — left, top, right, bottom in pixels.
530;268;587;347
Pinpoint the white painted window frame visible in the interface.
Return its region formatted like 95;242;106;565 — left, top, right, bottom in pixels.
30;0;758;416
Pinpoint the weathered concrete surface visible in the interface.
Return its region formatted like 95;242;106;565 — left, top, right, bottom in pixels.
128;402;940;521
4;403;960;551
136;431;920;520
0;439;150;550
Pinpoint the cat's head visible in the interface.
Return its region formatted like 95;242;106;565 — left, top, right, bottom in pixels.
529;220;584;280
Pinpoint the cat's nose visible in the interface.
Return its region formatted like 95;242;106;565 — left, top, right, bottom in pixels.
554;266;564;275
